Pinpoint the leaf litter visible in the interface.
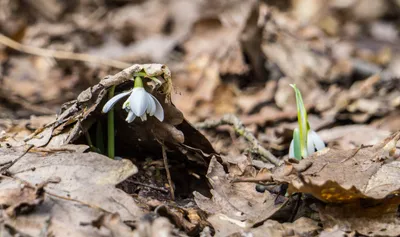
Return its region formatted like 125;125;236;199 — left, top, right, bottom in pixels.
0;0;400;236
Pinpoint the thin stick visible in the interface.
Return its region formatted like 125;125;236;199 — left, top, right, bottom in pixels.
107;86;116;159
0;144;34;174
127;180;168;193
0;33;130;69
45;190;111;213
161;144;175;200
196;114;282;166
340;144;366;163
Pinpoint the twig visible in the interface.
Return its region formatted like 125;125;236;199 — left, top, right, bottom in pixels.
127;180;168;193
340;144;369;163
161;144;175;200
45;190;111;213
0;144;34;174
196;114;282;166
0;33;130;69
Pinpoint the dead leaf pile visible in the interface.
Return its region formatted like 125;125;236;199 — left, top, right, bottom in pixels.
1;0;400;236
0;145;141;236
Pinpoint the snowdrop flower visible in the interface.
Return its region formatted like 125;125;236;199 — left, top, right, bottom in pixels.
289;84;325;160
102;77;164;122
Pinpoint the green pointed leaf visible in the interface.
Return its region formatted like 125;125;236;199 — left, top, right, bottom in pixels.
293;128;302;160
290;84;308;157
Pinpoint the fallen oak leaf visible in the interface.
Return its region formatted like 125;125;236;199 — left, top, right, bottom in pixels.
0;178;43;218
194;157;285;227
82;213;133;237
319;201;400;236
3;177;61;218
273;131;400;203
0;145;142;237
207;214;320;237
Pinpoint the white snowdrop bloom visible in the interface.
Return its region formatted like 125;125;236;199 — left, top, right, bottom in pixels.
306;130;325;155
289;129;325;159
122;87;164;122
102;79;164;122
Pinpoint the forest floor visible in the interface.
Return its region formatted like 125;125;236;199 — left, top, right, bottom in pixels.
0;0;400;236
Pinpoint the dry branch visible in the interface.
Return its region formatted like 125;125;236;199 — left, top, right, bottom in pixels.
0;33;130;69
196;114;282;166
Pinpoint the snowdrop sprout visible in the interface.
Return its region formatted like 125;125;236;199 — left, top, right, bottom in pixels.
289;84;325;160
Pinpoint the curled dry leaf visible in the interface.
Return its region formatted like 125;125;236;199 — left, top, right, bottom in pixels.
88;213;133;237
0;178;45;218
24;64;215;166
152;205;208;236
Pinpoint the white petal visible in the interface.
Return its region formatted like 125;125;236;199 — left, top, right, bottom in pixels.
150;94;164;122
122;99;129;110
126;111;136;123
102;91;131;113
140;113;147;121
307;131;315;156
146;93;156;116
289;139;294;158
129;88;148;116
310;130;325;151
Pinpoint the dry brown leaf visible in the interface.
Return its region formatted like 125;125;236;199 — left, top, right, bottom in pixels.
153;205;207;236
318;125;391;150
274;132;400;203
3;57;64;104
261;11;332;85
320;202;400;236
373;111;400;132
194;157;284;226
0;116;55;147
207;215;320;237
132;216;184;237
249;217;320;237
319;225;353;237
89;213;133;237
0;145;140;236
236;81;277;114
172;0;256;116
241;105;296;126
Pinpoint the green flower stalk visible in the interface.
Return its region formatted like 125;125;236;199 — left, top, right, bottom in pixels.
289;84;325;160
107;85;116;159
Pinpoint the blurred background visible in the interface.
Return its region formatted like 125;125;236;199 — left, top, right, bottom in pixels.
1;0;399;156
